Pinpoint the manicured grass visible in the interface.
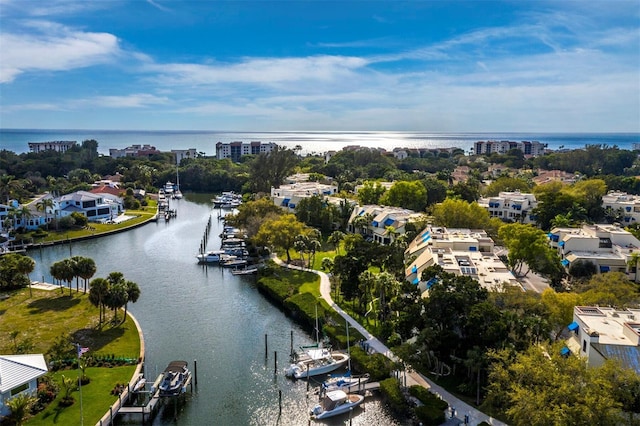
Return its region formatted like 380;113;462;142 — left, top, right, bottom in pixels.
0;288;140;359
27;205;157;244
0;288;141;424
27;366;136;426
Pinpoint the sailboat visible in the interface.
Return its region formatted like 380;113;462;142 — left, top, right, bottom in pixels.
321;319;369;393
173;165;183;199
285;306;349;379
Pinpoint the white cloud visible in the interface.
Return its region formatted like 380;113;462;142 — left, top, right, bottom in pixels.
75;94;169;108
0;21;121;83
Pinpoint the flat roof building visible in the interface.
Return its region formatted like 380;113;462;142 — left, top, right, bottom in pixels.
566;306;640;374
405;225;520;294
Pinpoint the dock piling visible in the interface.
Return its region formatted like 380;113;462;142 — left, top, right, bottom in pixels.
278;390;282;415
274;351;277;375
194;359;198;386
265;334;268;359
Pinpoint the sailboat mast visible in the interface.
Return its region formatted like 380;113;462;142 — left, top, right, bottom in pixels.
346;319;351;371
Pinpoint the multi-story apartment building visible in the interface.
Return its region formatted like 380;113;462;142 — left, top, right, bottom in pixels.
601;191;640;225
550;223;640;281
566;306;640;374
171;149;198;165
215;141;277;161
405;226;519;294
477;191;538;224
348;205;423;245
109;144;161;158
271;180;339;212
474;140;546;156
28;141;76;153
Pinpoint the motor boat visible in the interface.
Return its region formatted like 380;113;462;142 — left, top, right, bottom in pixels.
321;371;370;393
158;360;191;397
196;250;227;263
285;348;349;379
310;389;364;419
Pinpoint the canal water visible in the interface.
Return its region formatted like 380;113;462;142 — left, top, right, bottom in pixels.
27;194;403;426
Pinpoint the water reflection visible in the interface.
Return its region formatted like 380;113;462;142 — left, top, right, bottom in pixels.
27;194;403;425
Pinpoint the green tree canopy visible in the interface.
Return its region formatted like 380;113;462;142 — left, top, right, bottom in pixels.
254;214;311;262
379;180;427;212
357;181;387;205
483;176;533;197
431;199;494;230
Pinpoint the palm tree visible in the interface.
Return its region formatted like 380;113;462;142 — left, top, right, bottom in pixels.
5;392;36;426
0;175;23;204
14;255;35;297
50;259;75;295
328;230;345;254
89;278;110;325
123;280;141;321
36;197;55;230
14;205;33;230
374;272;400;322
75;257;97;293
106;282;128;323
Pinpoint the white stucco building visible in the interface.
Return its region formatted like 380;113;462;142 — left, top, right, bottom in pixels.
405;226;520;294
348;205;423;245
601;191;640;225
549;223;640;281
477;191;538;224
566;306;640;375
215;141;277;161
28;141;76;153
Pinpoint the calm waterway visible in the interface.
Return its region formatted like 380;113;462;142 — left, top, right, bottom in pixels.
26;194;401;426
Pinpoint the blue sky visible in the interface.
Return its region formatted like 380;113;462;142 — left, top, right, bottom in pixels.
1;0;639;132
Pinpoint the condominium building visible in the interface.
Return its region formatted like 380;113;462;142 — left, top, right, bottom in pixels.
566;306;640;374
28;141;77;153
109;144;161;158
549;223;640;281
601;191;640;225
215;141;277;161
348;204;423;245
477;191;538;224
474;140;546;156
271;180;339;212
172;148;198;165
405;226;519;294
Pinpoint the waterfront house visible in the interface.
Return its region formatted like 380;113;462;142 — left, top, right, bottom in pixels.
0;354;48;417
58;191;122;223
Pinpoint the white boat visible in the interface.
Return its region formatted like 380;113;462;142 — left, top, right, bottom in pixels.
231;267;258;275
132;373;146;392
322;372;370;393
173;166;183;199
158;360;191;397
164;181;175;194
285;348;349;379
310;390;364;419
321;319;369;393
196;250;227;263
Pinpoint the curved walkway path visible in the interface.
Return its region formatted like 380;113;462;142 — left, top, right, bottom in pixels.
274;258;507;426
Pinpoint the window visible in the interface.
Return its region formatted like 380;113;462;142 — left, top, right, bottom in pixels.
11;382;29;396
582;340;587;352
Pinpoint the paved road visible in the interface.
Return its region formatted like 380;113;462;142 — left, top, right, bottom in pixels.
274;258;508;426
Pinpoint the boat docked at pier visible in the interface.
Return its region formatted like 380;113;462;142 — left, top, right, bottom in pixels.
321;371;370;393
196;250;227;263
158;360;191;397
212;192;242;209
285;347;349;379
310;389;364;420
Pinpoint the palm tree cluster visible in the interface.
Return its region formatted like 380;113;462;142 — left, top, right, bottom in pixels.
49;256;97;294
88;272;140;325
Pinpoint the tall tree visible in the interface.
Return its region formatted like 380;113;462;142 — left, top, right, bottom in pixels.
248;146;299;193
254;214;310;262
357;181;387;205
89;277;110;325
499;223;559;277
379;180;428;211
35;197;55;229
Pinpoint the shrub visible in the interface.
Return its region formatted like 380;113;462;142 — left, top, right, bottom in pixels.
409;385;448;425
379;377;408;414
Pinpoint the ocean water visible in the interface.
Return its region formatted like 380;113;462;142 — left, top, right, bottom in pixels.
1;128;638;156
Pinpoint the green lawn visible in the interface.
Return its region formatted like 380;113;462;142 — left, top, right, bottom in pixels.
27;366;136;426
0;288;141;424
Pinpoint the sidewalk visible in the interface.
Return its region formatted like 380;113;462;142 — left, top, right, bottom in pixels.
273;258;507;426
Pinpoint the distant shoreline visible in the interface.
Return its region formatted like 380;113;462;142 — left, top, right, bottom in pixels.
2;129;638;156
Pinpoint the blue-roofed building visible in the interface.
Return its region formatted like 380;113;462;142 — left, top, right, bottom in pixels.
347;204;424;245
551;224;640;283
405;225;521;295
477;190;538;224
270;175;339;213
566;306;640;375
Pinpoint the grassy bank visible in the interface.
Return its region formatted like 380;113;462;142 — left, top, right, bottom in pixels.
0;288;140;424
